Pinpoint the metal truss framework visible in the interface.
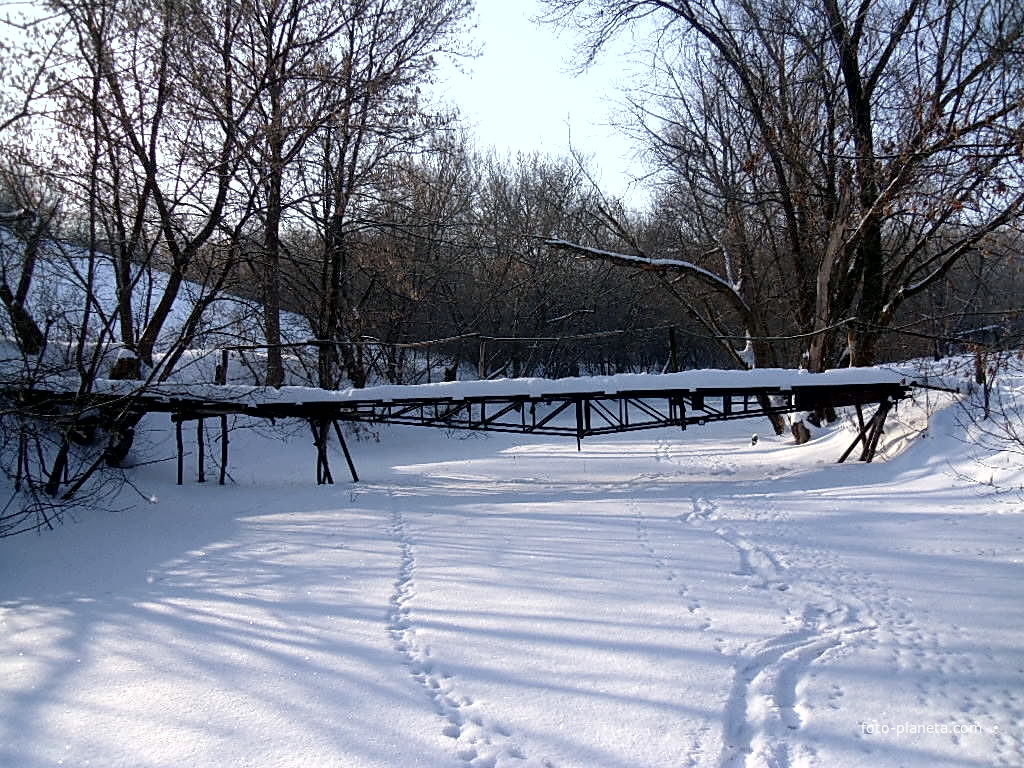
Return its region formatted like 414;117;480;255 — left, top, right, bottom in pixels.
9;379;914;487
335;382;909;442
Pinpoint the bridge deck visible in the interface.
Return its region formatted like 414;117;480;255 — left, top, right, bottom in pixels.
11;368;916;485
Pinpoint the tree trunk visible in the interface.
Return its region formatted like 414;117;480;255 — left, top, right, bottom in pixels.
791;420;812;445
0;284;43;355
262;205;284;387
319;212;344;389
263;80;285;388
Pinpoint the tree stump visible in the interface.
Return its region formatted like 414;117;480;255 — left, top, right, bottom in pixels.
791;420;812;445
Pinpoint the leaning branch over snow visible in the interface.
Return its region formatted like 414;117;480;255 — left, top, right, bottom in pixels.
544;239;751;317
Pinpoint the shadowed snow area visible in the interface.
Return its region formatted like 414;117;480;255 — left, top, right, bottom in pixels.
1;390;1022;768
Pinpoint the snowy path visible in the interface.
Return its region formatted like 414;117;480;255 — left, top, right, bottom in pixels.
2;405;1022;767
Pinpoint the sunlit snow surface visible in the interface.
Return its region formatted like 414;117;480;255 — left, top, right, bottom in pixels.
1;386;1022;768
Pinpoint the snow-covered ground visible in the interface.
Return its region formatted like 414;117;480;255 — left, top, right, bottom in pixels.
1;387;1022;768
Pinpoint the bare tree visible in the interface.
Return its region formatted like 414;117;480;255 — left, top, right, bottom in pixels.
544;0;1024;370
0;5;68;357
0;4;65;136
0;0;268;530
300;0;472;389
226;0;369;387
49;0;251;378
0;167;55;356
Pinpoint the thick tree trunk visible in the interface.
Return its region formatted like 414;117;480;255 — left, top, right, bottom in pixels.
114;252;137;372
263;88;285;388
136;267;184;368
791;420;812;445
319;212;344;389
262;204;284;387
0;284;44;355
826;0;886;368
1;213;47;355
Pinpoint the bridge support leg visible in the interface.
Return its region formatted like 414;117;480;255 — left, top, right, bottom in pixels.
309;419;359;485
331;420;359;482
310;420;334;485
575;398;584;452
861;399;892;463
838;404;869;464
838;399;892;463
175;418;184;485
196;418;205;483
219;415;228;485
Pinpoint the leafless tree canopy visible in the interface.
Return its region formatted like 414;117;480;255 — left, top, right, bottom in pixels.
543;0;1024;370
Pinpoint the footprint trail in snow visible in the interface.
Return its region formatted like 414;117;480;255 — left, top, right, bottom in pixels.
387;494;536;768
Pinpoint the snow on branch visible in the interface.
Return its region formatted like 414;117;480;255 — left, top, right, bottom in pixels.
544;239;750;315
0;208;33;223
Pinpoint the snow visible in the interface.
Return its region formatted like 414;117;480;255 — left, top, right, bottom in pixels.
31;366;915;408
0;233;312;366
289;366;911;403
1;375;1022;768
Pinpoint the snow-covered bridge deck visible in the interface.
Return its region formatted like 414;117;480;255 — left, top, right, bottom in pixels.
13;368;916;485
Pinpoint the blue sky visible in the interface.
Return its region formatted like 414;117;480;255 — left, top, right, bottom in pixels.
434;0;649;206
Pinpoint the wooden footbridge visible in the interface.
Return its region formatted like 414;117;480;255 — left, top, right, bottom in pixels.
11;367;918;487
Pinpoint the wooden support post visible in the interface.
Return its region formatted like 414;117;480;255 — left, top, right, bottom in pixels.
853;403;869;453
838;403;871;464
672;395;686;430
861;399;892;463
219;414;228;485
861;420;882;462
196;418;205;483
320;419;334;484
478;340;487;379
313;421;324;484
309;421;318;483
575;398;584;451
310;420;334;485
331;420;359;482
839;421;871;463
839;400;892;464
310;421;322;484
175;417;184;485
